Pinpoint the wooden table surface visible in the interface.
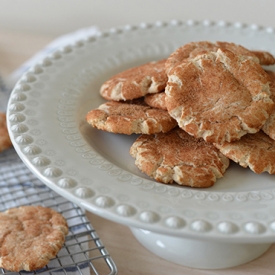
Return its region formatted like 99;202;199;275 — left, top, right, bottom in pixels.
1;28;275;275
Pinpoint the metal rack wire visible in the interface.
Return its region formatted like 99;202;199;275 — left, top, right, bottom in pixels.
0;148;117;275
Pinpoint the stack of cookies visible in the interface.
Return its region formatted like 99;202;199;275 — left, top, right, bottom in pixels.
86;41;275;188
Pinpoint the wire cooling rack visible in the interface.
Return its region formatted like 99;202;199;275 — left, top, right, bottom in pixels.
0;148;117;275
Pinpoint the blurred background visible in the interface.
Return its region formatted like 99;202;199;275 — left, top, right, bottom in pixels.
1;0;275;35
2;0;275;80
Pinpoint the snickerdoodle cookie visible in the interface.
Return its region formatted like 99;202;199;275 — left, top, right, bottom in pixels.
130;127;230;188
165;48;274;143
0;112;12;152
214;131;275;174
165;41;275;74
100;59;167;101
86;100;177;135
0;205;68;272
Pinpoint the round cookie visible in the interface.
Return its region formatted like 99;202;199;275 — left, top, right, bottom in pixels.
144;91;167;110
165;41;275;74
100;59;167;101
262;70;275;140
0;112;12;152
214;131;275;174
165;48;274;144
130;127;230;188
86;100;177;135
0;205;68;272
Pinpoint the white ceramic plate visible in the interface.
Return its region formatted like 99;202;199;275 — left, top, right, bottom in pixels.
7;20;275;243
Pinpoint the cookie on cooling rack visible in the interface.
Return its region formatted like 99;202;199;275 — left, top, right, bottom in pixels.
144;91;167;110
165;41;275;74
86;100;177;135
100;59;167;101
165;47;274;144
262;70;275;140
130;127;230;188
0;112;12;152
214;131;275;174
0;205;68;272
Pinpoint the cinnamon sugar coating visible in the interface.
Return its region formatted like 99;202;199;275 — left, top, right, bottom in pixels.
214;131;275;174
100;59;167;101
130;127;230;187
86;100;177;135
144;91;167;110
165;41;275;74
0;206;68;272
165;48;274;143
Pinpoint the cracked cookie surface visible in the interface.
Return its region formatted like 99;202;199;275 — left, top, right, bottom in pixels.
86;100;177;135
130;127;230;187
100;59;167;101
0;205;68;272
214;131;275;174
165;48;274;143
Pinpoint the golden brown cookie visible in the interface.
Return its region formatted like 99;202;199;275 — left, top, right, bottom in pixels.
262;70;275;140
165;48;274;144
214;131;275;174
144;91;167;110
86;100;177;135
100;59;167;101
165;41;275;74
251;50;275;66
0;205;68;272
0;112;12;152
130;127;230;188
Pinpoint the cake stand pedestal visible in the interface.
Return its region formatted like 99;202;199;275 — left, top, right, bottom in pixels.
131;227;271;269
